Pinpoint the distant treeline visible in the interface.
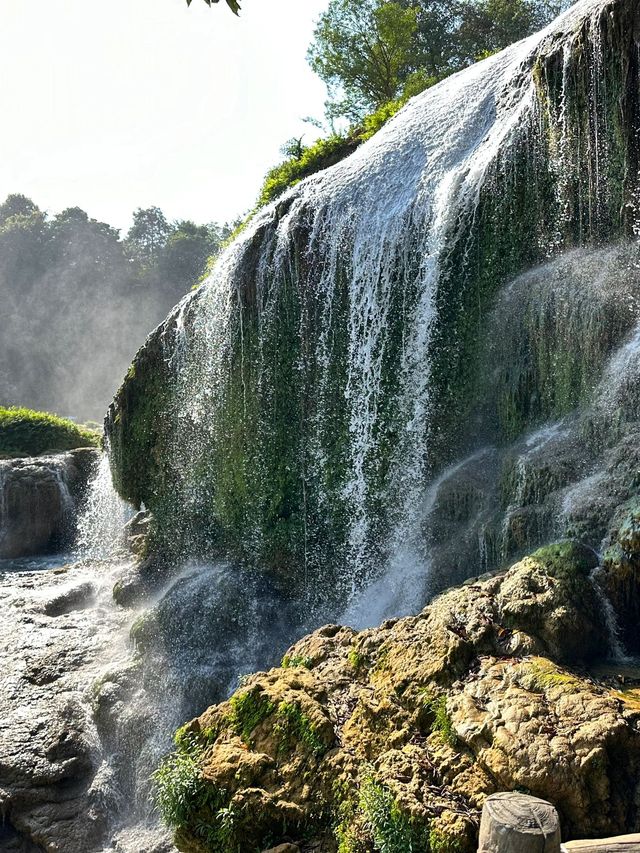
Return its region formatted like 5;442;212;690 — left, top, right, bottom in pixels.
0;194;234;422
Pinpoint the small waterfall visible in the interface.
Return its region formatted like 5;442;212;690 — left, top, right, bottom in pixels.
75;453;133;560
590;564;630;662
341;449;489;627
499;421;569;562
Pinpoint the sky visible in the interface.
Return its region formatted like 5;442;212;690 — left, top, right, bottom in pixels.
0;0;329;234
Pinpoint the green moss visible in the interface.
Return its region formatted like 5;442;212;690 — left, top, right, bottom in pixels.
281;653;314;669
227;688;275;746
274;701;328;757
348;646;368;671
0;406;99;457
428;826;464;853
531;540;596;579
519;657;581;694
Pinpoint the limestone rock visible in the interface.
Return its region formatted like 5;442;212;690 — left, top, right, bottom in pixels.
157;545;640;853
0;450;99;559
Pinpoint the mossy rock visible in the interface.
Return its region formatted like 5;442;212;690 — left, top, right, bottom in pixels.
154;547;640;852
0;406;99;457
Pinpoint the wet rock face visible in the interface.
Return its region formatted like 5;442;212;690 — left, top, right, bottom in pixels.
0;449;98;559
0;559;177;853
158;543;640;853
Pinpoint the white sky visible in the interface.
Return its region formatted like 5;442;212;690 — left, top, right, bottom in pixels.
0;0;329;234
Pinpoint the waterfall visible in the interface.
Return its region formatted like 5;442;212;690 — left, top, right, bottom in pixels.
108;0;640;625
589;564;631;661
75;452;132;560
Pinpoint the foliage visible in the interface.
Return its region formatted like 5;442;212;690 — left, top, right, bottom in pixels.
274;701;328;756
186;0;241;15
281;653;314;669
425;696;457;747
0;193;228;421
308;0;573;122
258;133;358;207
227;689;275;745
125;206;171;268
153;736;210;829
0;406;99;457
308;0;419;123
359;775;428;852
153;734;241;851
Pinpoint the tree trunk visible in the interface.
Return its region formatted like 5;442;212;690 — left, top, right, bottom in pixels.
478;792;561;853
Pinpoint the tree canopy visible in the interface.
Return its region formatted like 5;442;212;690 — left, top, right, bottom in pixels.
308;0;572;121
0;194;233;420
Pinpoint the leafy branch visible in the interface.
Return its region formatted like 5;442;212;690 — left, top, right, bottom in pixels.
186;0;241;15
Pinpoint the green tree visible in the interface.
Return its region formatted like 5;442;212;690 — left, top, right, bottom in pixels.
308;0;419;122
308;0;573;122
0;194;40;226
456;0;571;63
125;206;171;269
159;220;222;290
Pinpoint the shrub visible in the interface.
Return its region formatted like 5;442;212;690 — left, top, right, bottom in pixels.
359;775;427;853
0;406;100;457
426;696;458;748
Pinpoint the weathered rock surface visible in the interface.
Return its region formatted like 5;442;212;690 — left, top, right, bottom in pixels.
0;558;176;853
159;543;640;853
0;449;99;559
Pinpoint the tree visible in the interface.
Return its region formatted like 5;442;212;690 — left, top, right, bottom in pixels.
308;0;419;122
125;206;171;269
159;220;222;290
455;0;571;63
0;194;40;226
308;0;574;122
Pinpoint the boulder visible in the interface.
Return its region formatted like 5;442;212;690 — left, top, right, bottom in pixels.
155;544;640;853
0;450;99;559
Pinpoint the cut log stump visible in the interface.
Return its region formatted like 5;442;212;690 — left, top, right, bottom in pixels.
478;792;561;853
562;835;640;851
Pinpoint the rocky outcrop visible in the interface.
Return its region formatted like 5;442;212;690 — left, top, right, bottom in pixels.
155;542;640;853
0;448;98;559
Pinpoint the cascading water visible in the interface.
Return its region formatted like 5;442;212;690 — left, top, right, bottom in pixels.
5;1;640;850
75;451;133;560
108;0;640;628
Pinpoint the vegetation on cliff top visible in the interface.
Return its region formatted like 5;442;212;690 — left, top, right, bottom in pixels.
246;0;574;213
0;406;100;457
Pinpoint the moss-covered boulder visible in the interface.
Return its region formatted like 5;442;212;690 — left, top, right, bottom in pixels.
0;406;99;458
154;543;640;852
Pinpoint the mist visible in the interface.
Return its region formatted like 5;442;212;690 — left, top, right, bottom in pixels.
0;195;228;423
